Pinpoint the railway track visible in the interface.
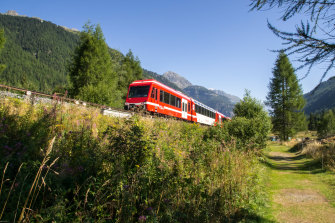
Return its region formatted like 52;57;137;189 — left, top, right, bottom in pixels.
0;84;132;118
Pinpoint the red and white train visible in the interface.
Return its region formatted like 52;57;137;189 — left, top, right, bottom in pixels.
124;79;230;125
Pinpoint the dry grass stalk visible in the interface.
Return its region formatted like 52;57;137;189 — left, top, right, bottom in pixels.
0;163;23;220
0;162;9;198
18;136;56;222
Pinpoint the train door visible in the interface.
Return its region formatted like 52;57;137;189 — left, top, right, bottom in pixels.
150;86;158;113
182;99;187;119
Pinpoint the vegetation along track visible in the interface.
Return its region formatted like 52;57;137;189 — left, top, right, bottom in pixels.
264;142;335;223
0;84;132;118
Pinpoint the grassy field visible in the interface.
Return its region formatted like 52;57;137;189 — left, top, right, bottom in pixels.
263;142;335;223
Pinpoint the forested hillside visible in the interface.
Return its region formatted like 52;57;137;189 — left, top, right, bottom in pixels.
0;14;238;114
0;14;79;92
304;76;335;114
0;14;143;108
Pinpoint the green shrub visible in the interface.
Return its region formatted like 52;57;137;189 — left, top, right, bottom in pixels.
0;98;269;222
229;91;272;150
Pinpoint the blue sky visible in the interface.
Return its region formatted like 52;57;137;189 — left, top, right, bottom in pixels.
1;0;331;101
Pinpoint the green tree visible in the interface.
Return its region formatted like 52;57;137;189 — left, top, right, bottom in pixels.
229;90;272;149
118;50;143;99
68;23;120;106
0;28;6;74
266;52;307;141
308;112;320;131
250;0;335;82
317;109;335;138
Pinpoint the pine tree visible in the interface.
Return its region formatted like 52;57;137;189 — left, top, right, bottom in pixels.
0;28;6;74
117;50;143;99
68;23;120;106
251;1;335;82
266;52;307;141
317;109;335;138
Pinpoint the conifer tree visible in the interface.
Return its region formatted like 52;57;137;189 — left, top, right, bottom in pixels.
69;23;120;106
0;28;6;74
266;52;307;140
251;0;335;82
317;109;335;138
117;50;143;99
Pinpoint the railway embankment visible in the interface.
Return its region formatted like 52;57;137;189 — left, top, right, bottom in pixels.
0;96;271;222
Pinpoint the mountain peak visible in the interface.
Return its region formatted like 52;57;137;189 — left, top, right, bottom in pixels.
162;71;192;89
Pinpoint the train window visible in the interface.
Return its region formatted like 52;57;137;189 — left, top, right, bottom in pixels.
176;98;181;108
151;87;156;99
159;90;164;102
128;85;150;98
188;103;190;112
164;92;170;104
170;95;176;107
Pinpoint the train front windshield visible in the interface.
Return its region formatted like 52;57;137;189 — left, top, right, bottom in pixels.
128;85;150;98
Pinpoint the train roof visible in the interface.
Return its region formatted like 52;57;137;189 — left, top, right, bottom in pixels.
130;79;231;119
131;79;192;101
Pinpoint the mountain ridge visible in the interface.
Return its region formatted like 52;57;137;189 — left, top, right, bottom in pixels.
304;76;335;114
161;71;240;117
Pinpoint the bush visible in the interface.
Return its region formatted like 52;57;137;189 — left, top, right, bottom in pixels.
0;97;269;222
229;91;272;150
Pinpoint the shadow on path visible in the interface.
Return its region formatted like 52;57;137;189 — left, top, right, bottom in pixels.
263;146;324;173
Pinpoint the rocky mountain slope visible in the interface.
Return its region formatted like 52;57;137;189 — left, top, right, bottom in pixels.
162;71;192;89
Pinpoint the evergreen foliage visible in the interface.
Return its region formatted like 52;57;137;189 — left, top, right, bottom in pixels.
317;109;335;138
0;14;79;92
308;112;321;131
0;15;143;108
250;0;335;81
0;28;5;74
267;52;307;140
68;23;121;106
117;50;143;101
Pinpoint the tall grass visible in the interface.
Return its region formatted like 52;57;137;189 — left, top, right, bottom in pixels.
302;140;335;170
0;97;268;222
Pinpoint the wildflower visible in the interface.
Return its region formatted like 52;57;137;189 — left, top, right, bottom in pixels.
138;215;146;222
4;145;12;152
146;207;153;212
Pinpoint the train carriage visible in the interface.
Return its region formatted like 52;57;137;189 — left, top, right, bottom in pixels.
125;79;230;125
124;79;193;121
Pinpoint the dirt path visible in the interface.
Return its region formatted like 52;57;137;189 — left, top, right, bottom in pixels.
266;144;335;223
